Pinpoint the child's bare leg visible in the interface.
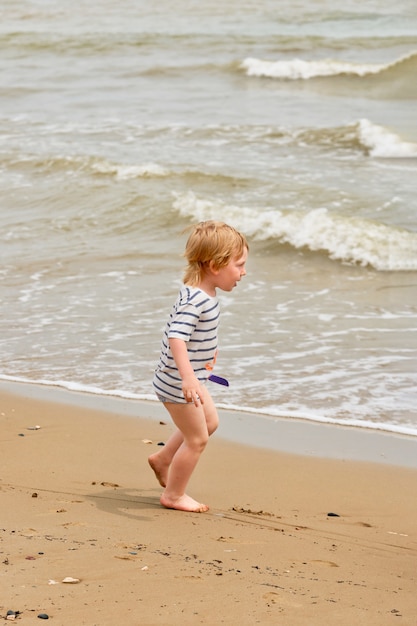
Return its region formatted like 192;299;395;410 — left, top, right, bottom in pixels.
148;388;218;491
161;444;209;513
148;428;183;487
159;390;218;513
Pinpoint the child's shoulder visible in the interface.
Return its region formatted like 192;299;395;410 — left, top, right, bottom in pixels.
178;284;215;307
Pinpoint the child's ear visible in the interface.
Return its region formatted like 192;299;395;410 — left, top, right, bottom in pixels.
208;260;220;275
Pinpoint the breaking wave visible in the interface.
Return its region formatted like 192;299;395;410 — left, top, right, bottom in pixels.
173;191;417;271
241;50;417;80
296;119;417;158
3;118;416;185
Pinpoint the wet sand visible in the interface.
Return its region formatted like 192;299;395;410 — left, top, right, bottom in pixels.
1;382;416;625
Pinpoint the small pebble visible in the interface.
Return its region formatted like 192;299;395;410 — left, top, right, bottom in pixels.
327;512;340;517
62;576;80;584
38;614;49;620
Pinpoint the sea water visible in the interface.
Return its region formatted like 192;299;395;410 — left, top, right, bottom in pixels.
1;0;416;437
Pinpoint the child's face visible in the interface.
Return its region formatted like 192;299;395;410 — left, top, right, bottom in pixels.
214;247;248;292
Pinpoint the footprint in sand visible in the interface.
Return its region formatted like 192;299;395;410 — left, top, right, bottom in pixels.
262;591;302;608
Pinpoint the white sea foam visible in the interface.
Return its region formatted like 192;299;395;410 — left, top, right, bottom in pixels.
91;160;169;179
217;402;417;439
2;374;416;439
241;51;415;80
0;374;146;401
173;191;417;271
358;119;417;158
241;57;384;80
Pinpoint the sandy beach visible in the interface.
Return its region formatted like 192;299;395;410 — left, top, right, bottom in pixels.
1;382;417;625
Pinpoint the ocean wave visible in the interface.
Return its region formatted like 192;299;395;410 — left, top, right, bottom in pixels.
91;160;169;179
4;118;415;179
2;149;254;183
3;153;171;179
296;119;417;158
356;119;417;158
173;191;417;271
241;50;417;81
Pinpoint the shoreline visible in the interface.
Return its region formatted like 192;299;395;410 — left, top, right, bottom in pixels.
1;379;417;469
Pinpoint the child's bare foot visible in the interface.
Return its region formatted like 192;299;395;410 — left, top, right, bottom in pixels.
148;454;168;488
160;493;209;513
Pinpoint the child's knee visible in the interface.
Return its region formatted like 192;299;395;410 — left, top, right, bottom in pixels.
191;433;209;451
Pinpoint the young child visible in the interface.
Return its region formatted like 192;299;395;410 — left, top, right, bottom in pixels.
149;220;248;513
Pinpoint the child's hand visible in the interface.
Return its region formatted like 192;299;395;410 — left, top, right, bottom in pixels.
182;376;204;407
169;338;205;407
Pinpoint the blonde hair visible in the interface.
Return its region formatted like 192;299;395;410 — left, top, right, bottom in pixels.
183;221;248;286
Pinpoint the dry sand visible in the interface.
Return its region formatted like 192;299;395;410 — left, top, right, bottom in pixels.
1;382;417;625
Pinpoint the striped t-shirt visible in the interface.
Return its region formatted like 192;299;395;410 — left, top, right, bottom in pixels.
153;285;220;403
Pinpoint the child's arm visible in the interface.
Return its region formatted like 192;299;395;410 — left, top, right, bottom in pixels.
169;337;204;406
